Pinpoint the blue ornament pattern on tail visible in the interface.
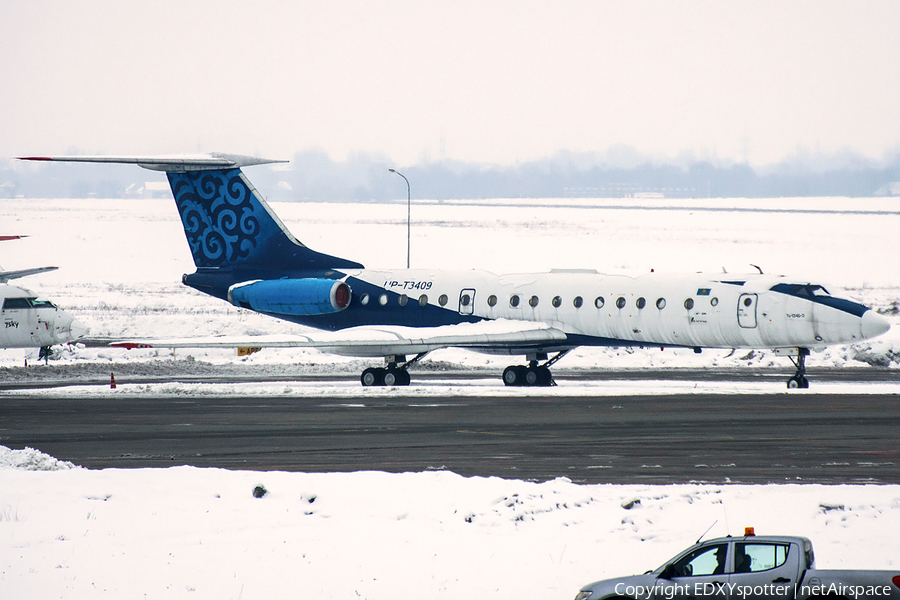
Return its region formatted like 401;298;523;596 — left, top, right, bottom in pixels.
167;169;261;267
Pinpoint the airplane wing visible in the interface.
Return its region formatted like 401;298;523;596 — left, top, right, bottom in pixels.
0;266;59;283
111;320;570;358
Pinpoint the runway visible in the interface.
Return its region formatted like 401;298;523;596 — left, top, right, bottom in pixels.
2;377;897;484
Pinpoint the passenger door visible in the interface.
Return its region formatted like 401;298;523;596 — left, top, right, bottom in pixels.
728;541;798;600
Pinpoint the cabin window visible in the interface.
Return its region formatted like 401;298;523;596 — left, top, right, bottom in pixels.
684;298;694;310
710;297;719;307
379;294;389;306
656;298;666;310
616;297;626;309
418;294;428;306
359;293;370;306
636;297;646;309
398;294;408;307
529;295;539;308
594;296;605;309
460;294;471;307
552;296;562;308
510;295;520;308
487;295;497;307
573;296;583;308
743;297;753;307
439;294;449;306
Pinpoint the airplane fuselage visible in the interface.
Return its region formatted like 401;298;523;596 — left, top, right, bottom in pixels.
184;267;885;355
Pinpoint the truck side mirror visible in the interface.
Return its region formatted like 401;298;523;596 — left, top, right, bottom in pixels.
660;564;676;579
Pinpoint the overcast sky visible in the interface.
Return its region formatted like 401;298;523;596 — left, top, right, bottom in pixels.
2;1;899;167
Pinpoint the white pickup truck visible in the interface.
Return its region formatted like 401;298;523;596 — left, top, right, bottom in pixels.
575;531;900;600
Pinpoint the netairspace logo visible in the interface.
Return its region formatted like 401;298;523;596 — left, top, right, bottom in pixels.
614;583;894;599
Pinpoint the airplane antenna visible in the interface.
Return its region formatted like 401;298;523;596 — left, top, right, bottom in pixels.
750;264;764;274
696;520;718;544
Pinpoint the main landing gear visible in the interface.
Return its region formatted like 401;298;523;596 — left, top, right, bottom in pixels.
787;347;810;389
360;353;428;387
502;350;570;387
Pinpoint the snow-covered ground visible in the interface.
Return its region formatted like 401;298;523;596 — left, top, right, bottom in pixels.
2;446;899;599
1;195;899;598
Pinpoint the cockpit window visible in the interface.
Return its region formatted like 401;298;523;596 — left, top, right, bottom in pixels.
31;299;57;309
770;282;867;318
770;283;831;298
3;297;34;309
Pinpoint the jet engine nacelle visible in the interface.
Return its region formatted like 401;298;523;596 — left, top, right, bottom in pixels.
228;278;351;316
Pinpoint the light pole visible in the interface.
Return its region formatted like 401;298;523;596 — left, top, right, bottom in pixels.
388;168;411;269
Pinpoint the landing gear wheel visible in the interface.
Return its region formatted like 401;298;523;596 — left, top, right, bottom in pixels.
787;376;809;389
502;365;522;386
522;366;553;386
361;367;384;387
786;348;811;389
362;367;411;386
360;354;425;387
503;364;553;386
383;368;411;386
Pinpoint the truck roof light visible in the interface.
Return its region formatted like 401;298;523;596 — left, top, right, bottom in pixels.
744;527;755;536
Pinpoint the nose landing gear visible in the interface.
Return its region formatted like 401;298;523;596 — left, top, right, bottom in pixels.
787;348;810;389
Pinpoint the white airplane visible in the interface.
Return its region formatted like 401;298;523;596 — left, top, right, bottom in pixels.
1;237;88;355
19;154;890;387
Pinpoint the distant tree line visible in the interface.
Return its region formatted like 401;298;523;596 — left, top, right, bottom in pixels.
3;148;899;201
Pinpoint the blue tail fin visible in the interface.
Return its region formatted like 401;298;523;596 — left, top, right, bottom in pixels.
168;167;362;271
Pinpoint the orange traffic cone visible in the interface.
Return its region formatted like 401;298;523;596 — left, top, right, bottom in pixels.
110;373;117;389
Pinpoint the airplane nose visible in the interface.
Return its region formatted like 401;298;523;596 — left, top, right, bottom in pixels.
861;310;890;340
68;318;89;341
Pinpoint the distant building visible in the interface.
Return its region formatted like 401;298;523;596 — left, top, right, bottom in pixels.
874;182;900;196
125;181;170;198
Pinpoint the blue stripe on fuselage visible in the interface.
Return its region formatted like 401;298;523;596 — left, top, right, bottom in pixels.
182;270;482;330
769;283;869;317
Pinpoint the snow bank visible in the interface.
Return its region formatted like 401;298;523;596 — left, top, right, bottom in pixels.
0;445;78;471
1;447;899;599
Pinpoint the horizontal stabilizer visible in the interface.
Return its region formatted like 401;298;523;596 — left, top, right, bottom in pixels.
111;321;569;358
17;153;287;172
0;266;58;283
